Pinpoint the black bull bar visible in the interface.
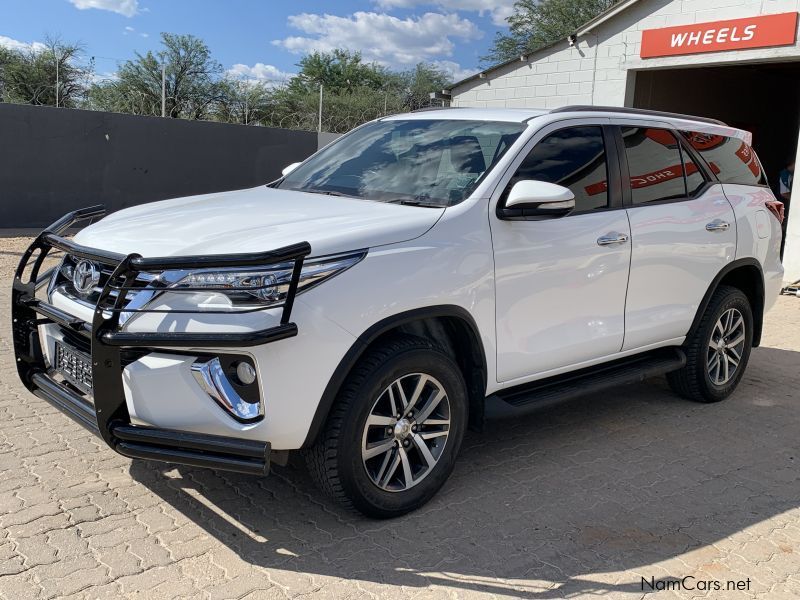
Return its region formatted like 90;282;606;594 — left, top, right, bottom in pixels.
11;205;311;475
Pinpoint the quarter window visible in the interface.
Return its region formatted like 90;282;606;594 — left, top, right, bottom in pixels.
509;126;609;212
681;131;766;186
622;127;687;204
683;146;707;197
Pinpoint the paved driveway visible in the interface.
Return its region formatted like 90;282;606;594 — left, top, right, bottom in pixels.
1;237;799;599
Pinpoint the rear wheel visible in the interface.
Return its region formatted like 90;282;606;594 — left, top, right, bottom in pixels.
668;285;753;403
306;335;468;518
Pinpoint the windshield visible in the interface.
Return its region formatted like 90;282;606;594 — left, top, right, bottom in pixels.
276;119;527;207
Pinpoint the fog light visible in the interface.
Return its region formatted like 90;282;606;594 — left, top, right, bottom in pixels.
191;357;263;423
236;361;257;385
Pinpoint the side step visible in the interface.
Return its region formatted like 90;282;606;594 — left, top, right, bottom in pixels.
487;347;686;419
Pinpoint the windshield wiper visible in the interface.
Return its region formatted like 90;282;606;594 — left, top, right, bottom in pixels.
384;198;444;208
302;188;358;198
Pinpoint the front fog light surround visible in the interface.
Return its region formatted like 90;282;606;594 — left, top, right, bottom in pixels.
191;357;263;423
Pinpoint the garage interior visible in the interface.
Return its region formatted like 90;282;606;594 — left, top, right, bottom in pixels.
632;63;800;209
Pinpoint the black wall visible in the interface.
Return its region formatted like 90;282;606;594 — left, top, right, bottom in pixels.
0;104;321;228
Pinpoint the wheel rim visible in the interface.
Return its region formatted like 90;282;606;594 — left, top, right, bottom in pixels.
361;373;451;492
707;307;746;386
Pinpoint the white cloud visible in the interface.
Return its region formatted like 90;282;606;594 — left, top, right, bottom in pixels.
272;11;481;67
124;25;134;31
374;0;515;26
0;35;46;53
69;0;139;18
430;60;479;83
227;63;295;86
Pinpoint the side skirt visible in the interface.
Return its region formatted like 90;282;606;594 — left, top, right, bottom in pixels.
485;347;686;419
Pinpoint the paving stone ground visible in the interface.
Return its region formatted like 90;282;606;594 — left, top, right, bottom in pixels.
1;236;799;600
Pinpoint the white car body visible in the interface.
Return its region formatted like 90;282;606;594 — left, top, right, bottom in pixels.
21;107;783;495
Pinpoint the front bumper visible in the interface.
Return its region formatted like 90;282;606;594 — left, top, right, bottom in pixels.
12;205;311;475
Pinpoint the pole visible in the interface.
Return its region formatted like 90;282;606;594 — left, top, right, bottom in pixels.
161;64;166;117
55;54;59;108
318;83;323;134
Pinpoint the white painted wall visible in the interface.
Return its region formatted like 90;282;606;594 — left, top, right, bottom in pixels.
450;0;800;281
451;0;800;110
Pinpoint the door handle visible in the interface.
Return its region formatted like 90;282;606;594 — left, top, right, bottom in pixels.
597;232;629;247
705;219;731;232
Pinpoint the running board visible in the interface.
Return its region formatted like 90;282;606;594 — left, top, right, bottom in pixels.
486;348;686;419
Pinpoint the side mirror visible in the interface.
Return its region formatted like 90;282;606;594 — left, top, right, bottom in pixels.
281;162;302;177
498;180;576;220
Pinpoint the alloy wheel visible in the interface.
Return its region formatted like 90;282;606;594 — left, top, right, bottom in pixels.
361;373;451;492
707;307;746;386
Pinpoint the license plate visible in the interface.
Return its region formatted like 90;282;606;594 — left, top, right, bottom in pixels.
54;341;93;394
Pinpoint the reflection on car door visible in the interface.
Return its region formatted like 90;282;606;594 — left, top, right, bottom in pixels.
615;122;736;351
490;120;632;383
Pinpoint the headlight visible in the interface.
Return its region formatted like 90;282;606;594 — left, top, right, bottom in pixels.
163;250;366;307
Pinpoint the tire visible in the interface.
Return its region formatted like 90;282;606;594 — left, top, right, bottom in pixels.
667;285;753;403
306;334;468;518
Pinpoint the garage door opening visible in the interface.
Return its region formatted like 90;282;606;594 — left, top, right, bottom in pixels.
633;62;799;249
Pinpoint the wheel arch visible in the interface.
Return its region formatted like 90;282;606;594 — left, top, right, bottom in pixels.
301;305;488;448
687;258;765;348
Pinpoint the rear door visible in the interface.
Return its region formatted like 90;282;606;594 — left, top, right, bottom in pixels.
615;121;736;351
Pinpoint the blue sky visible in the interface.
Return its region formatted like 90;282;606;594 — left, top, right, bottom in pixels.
0;0;514;84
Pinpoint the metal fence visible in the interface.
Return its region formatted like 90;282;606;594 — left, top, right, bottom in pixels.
0;104;329;228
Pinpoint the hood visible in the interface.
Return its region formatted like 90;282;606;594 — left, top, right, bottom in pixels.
75;186;444;258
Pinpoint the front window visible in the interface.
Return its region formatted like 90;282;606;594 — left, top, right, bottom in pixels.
277;119;527;207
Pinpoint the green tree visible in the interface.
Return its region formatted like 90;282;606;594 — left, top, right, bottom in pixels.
0;36;92;107
88;33;223;119
286;49;388;96
214;78;274;125
484;0;617;64
400;63;451;110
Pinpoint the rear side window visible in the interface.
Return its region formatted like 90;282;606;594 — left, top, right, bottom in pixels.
681;131;766;186
621;127;686;204
510;126;609;212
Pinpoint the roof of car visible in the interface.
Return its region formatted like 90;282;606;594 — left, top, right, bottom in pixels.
381;106;750;143
381;107;549;123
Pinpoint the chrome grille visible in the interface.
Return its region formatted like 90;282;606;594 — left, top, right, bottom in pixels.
54;255;157;311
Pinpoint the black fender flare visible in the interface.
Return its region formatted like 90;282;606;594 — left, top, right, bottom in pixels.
685;257;765;347
301;305;487;448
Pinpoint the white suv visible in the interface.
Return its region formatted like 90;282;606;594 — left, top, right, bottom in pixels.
12;106;784;518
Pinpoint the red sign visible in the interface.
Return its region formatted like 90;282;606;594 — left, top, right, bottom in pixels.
641;12;798;58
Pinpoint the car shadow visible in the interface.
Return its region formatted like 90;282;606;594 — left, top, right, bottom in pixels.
128;345;800;598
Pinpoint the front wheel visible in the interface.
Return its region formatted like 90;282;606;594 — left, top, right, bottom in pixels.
306;335;468;518
668;285;753;403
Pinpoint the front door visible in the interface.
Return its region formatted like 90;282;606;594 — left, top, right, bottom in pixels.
491;120;632;383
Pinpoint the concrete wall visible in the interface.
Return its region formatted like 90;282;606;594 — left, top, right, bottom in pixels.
0;104;324;228
451;0;800;110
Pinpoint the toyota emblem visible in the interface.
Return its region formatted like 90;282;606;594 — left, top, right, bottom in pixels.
72;260;100;295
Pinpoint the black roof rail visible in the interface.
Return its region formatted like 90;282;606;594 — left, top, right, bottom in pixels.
410;106;463;113
550;105;727;126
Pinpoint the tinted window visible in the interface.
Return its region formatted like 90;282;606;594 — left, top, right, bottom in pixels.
510;126;608;211
278;119;526;207
681;131;766;186
622;127;686;204
682;145;707;197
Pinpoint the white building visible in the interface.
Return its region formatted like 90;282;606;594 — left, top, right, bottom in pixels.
448;0;800;282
